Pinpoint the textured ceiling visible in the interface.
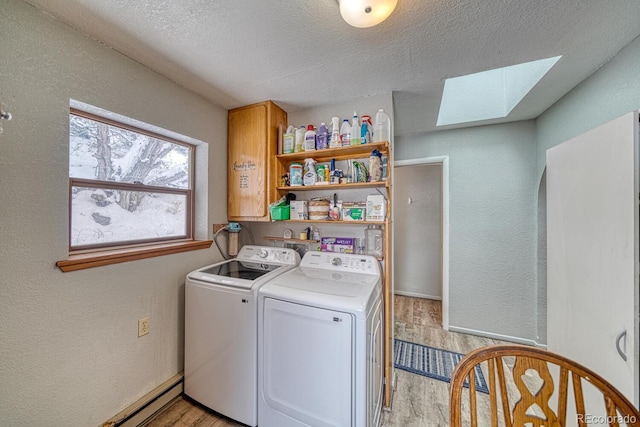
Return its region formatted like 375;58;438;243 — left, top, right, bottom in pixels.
23;0;640;135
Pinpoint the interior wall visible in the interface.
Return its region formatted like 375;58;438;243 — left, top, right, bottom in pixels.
535;35;640;346
394;163;443;299
0;1;227;425
536;35;640;175
395;121;538;343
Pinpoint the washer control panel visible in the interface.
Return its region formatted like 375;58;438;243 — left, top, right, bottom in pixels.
237;246;299;265
301;252;379;274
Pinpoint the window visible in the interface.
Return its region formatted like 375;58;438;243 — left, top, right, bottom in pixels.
68;108;194;251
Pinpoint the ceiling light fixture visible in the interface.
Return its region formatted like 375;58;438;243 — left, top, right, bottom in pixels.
338;0;398;28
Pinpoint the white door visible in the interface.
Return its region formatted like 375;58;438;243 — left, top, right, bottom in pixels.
546;111;639;405
394;163;443;299
261;298;353;427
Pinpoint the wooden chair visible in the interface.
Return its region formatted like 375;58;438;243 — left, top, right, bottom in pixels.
450;344;640;426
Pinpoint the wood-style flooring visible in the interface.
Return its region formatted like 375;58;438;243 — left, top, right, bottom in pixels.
143;296;505;427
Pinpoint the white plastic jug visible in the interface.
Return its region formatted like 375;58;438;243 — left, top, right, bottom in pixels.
373;109;391;143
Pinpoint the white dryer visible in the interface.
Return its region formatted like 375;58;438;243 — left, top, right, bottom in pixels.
185;245;300;427
258;251;384;427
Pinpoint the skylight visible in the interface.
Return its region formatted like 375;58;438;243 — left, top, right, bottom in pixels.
436;56;562;127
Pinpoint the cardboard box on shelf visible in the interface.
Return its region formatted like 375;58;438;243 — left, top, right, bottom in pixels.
321;237;355;254
290;200;308;220
366;195;386;221
342;202;366;221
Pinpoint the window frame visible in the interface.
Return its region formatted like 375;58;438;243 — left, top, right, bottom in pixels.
68;108;196;252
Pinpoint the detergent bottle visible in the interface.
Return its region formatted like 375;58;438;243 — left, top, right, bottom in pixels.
304;125;316;151
316;122;328;149
350;112;361;145
340;119;351;146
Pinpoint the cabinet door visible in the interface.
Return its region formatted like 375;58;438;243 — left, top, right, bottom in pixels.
228;104;267;218
546;111;639;405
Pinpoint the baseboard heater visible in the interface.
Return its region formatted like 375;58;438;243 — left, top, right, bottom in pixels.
102;373;183;427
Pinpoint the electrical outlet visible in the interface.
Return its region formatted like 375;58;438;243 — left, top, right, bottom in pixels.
138;317;150;337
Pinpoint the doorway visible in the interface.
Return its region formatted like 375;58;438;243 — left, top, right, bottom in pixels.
394;157;449;328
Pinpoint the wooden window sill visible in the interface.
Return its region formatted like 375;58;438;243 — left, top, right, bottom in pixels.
55;240;213;272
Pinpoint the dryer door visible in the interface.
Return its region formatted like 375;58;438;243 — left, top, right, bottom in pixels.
262;298;353;427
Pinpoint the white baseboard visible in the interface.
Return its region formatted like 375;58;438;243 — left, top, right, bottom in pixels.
448;325;545;348
102;373;183;427
394;290;442;300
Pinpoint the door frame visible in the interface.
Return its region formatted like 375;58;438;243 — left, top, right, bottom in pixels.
394;156;450;329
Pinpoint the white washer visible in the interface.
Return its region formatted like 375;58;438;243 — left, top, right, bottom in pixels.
258;251;384;427
185;245;300;427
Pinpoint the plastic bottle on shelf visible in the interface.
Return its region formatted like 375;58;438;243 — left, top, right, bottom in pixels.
329;117;341;148
361;115;372;144
303;158;317;186
340;119;351;146
373;109;391;143
365;225;384;257
290;162;303;186
304;125;316;151
346;159;354;183
294;126;305;152
369;149;383;182
316;122;328;149
283;125;295;154
350;112;361;145
381;154;388;180
316;164;326;184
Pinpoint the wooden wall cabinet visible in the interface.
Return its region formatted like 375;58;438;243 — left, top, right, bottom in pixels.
227;101;287;221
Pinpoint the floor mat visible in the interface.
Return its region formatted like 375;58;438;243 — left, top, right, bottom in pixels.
394;339;489;393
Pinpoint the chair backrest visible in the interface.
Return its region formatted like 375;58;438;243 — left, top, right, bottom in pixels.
449;344;640;427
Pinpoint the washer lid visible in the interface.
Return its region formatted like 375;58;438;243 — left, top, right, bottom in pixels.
187;246;300;289
260;267;381;316
198;259;281;280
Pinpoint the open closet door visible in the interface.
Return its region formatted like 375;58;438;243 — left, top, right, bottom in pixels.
546;111;639;405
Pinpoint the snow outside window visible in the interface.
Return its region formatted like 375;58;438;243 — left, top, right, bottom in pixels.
68;109;194;250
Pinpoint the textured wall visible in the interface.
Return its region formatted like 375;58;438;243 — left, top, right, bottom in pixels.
0;1;227;425
536;35;640;176
395;121;539;343
394;163;443;299
392;35;640;346
535;35;640;346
